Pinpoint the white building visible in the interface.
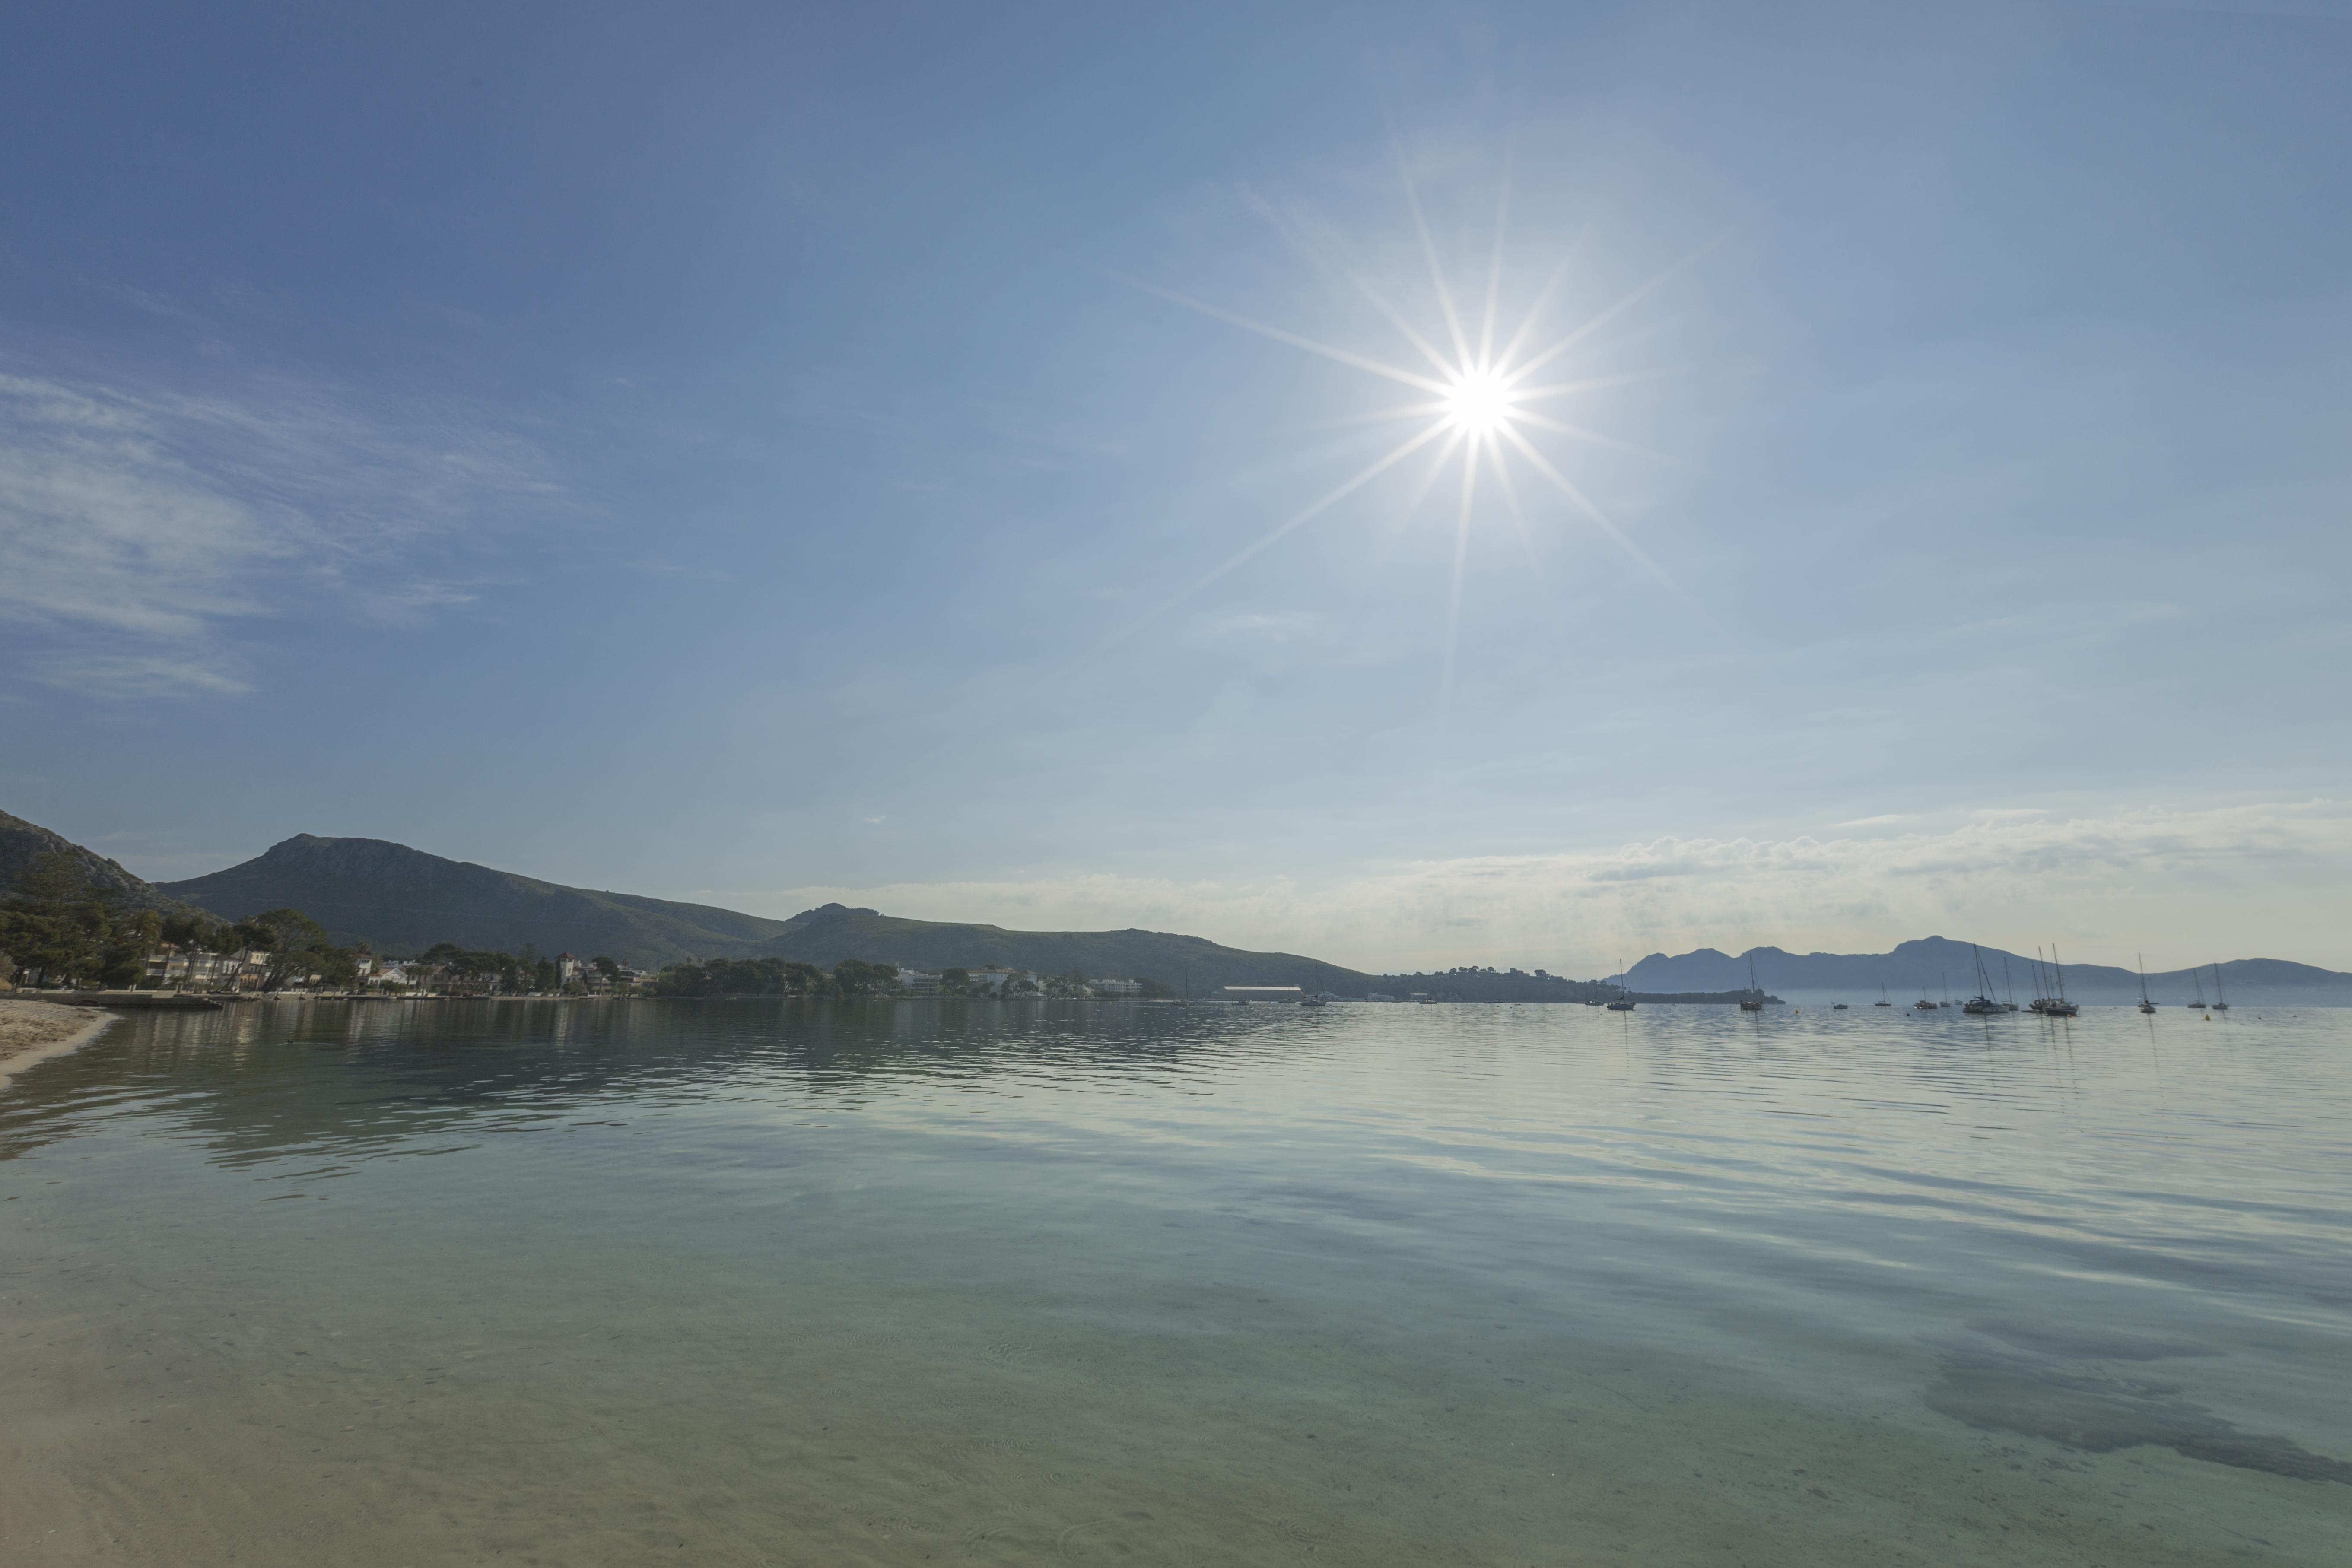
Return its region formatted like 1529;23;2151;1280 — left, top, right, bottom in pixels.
895;967;942;995
1089;977;1143;997
142;945;271;990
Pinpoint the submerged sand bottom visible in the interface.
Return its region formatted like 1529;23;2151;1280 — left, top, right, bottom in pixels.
10;1268;2339;1568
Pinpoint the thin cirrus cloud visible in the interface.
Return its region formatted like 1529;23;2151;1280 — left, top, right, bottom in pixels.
723;800;2352;973
0;365;565;697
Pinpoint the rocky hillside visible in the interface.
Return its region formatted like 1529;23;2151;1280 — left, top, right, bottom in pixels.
0;809;206;917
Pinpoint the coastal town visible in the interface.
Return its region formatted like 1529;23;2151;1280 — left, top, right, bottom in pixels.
22;936;1163;1003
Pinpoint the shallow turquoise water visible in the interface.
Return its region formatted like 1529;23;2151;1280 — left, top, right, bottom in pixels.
3;999;2347;1565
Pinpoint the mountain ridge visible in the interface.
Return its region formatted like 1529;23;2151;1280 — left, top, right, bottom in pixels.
157;832;1375;990
1626;936;2352;1005
736;901;1372;994
16;810;2344;1003
159;834;799;965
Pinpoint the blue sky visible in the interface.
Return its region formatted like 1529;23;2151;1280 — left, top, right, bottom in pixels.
4;1;2348;972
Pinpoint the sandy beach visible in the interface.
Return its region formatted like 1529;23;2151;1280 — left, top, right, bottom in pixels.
0;997;116;1089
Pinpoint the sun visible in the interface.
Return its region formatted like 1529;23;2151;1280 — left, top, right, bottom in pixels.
1112;162;1684;682
1441;366;1516;437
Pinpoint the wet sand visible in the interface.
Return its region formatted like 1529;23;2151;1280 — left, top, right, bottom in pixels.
0;999;115;1089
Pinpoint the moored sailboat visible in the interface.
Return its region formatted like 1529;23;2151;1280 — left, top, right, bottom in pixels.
2041;946;2079;1016
1605;959;1636;1011
1962;945;2003;1015
2137;953;2157;1014
1739;953;1766;1012
2210;962;2230;1013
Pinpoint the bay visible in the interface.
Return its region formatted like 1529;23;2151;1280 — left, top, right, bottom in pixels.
3;998;2347;1565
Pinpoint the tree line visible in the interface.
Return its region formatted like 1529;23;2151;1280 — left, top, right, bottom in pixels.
0;851;355;990
652;957;908;997
650;958;1173;998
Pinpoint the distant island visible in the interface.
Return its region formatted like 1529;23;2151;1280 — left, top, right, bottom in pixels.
6;809;2348;1005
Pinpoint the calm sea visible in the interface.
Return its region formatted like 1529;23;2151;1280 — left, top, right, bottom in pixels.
3;999;2347;1565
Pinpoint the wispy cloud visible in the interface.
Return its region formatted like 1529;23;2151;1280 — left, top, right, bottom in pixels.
721;800;2352;974
0;364;563;696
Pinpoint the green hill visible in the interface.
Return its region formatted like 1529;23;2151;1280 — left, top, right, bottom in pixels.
161;834;796;965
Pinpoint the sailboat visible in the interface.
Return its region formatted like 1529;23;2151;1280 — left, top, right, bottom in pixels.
2027;947;2058;1014
2137;953;2157;1014
1605;960;1636;1011
1962;945;2002;1014
2042;946;2079;1016
2190;967;2208;1011
1875;982;1891;1007
2210;963;2230;1013
1739;953;1766;1012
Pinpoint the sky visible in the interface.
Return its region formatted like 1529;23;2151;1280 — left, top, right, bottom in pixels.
3;1;2349;975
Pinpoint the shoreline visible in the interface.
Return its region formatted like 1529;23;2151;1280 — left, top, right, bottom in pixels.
0;998;121;1090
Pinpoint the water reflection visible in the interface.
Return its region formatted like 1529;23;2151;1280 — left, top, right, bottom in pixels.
2;1000;2347;1565
0;998;1314;1167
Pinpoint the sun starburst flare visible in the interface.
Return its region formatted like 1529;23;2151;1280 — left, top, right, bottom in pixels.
1108;167;1701;682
